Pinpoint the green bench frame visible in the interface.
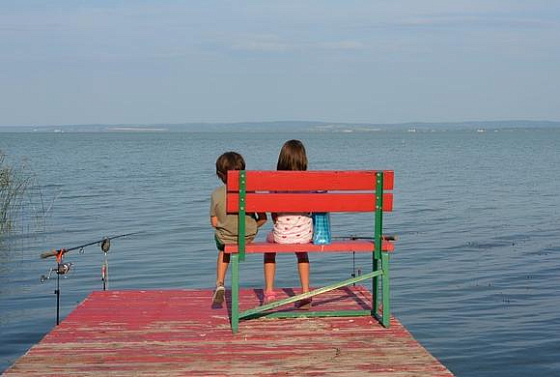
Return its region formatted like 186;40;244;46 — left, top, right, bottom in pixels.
224;170;395;333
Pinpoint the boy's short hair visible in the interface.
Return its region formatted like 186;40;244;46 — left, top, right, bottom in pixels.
216;151;245;183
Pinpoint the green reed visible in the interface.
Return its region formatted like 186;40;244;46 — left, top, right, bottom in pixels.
0;151;32;234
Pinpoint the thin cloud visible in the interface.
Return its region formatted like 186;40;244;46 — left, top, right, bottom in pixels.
393;13;557;30
229;34;364;53
319;41;364;50
230;35;290;53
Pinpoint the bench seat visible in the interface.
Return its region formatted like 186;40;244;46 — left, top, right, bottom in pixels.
224;240;394;254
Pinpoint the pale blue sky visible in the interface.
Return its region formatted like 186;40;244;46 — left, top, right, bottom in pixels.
1;1;559;126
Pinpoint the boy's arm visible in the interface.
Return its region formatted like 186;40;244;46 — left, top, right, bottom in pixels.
256;212;267;228
210;190;219;228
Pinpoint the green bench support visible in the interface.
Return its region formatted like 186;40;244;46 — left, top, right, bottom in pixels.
225;170;395;333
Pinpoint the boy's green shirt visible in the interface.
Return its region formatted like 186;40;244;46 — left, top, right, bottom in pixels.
210;185;258;244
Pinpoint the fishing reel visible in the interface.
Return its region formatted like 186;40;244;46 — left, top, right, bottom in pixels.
40;262;74;283
101;238;110;253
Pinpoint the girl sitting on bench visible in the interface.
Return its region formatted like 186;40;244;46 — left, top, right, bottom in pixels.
264;139;313;309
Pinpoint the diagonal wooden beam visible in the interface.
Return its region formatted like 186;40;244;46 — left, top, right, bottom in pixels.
239;269;383;319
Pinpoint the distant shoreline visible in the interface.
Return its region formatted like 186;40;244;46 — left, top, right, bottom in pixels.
0;120;559;133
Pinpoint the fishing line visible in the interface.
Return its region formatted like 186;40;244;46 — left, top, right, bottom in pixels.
331;235;398;283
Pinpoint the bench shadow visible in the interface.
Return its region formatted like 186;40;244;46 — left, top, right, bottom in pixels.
338;286;371;310
281;286;371;311
220;286;371;324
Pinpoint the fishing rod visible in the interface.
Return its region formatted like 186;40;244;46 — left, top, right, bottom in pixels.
40;231;142;325
40;231;143;259
332;234;398;242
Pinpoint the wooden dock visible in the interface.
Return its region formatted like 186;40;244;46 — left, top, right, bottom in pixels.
5;287;453;376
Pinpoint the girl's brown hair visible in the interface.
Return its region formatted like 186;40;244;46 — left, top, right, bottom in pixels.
216;151;245;183
277;140;307;171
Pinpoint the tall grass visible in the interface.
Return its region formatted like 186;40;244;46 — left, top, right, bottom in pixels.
0;151;32;234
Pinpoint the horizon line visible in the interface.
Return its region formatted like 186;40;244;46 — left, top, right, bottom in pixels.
2;119;560;128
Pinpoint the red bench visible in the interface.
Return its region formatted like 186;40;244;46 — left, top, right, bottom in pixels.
225;170;395;333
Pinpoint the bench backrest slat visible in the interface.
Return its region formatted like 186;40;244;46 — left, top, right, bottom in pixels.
226;170;393;214
227;193;393;213
227;170;394;192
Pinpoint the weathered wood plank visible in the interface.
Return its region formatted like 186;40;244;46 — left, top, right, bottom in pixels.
5;288;453;376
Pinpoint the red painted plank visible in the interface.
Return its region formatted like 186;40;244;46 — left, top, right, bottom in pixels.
228;170;394;191
227;193;393;212
224;240;395;254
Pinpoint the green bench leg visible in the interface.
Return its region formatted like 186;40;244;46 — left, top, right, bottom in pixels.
381;252;390;328
231;254;240;333
373;258;379;317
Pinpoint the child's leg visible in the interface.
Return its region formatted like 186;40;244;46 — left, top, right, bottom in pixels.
212;249;230;305
264;252;276;292
216;250;230;285
296;252;310;293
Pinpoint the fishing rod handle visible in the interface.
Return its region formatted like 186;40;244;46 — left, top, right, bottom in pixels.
40;249;66;259
41;250;58;259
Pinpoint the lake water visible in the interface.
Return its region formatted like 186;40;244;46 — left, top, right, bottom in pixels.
1;128;559;375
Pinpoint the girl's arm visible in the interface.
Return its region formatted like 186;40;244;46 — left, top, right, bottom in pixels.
256;212;267;228
210;216;218;228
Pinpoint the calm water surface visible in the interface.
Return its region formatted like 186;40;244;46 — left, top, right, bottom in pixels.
0;129;559;375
